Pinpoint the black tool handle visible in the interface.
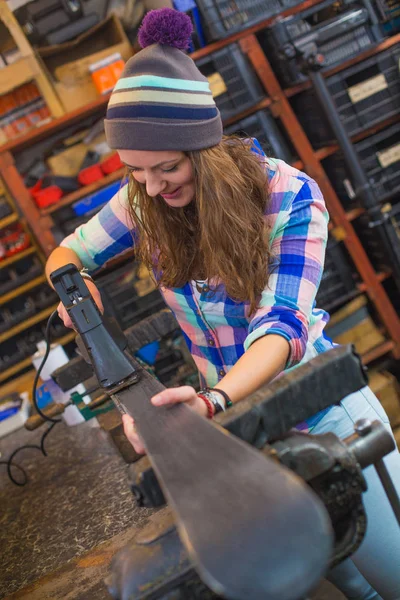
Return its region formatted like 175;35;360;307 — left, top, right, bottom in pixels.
50;264;138;392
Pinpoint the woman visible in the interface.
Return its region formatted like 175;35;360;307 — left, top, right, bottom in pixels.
46;8;400;599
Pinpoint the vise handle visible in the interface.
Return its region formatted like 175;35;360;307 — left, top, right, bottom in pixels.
25;402;66;431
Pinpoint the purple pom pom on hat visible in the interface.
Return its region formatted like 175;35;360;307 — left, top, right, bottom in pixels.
104;8;222;152
138;8;193;51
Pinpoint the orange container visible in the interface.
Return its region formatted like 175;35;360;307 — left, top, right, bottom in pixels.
109;58;125;82
90;53;125;95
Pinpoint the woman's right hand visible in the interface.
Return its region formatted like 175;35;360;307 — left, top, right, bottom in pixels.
57;279;104;329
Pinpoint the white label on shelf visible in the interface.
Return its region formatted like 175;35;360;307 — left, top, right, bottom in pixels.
343;178;356;199
347;74;388;104
207;73;227;98
377;143;400;168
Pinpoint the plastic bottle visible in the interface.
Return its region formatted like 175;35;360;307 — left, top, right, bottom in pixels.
31;341;87;426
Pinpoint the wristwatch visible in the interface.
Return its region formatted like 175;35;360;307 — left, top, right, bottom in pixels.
198;389;226;414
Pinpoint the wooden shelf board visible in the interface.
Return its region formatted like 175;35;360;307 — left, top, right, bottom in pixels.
362;340;395;365
42;168;126;215
0;274;47;305
0;303;58;345
0;246;35;271
0;94;111;154
0;356;33;385
0;212;18;229
284;33;400;98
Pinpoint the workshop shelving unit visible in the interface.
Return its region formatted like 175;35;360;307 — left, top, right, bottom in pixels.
0;0;400;386
0;178;74;384
0;2;64;140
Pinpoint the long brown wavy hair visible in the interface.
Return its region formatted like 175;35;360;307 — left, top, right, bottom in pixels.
127;137;272;315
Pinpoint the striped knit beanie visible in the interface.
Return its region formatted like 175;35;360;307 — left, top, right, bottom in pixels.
104;8;223;151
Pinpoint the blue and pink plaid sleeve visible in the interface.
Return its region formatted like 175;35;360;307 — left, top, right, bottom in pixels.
244;172;329;368
60;184;135;271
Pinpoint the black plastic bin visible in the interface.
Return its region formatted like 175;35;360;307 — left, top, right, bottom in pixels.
96;263;166;331
0;284;58;333
352;208;399;272
194;0;301;41
0;255;43;297
196;43;264;121
316;238;358;312
258;0;384;87
322;154;359;209
355;122;400;202
224;109;294;162
324;123;400;206
292;44;400;146
0;196;12;220
0;316;71;373
52;201;107;240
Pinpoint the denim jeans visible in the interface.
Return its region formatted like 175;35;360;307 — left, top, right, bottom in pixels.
312;387;400;600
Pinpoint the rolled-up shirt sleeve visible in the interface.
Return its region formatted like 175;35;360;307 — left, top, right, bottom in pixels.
244;178;329;368
60;183;136;272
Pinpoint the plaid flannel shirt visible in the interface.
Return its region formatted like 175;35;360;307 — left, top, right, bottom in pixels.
61;141;334;430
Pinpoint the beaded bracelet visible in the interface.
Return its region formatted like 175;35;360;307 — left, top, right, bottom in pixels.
198;389;224;414
197;393;214;419
208;387;233;408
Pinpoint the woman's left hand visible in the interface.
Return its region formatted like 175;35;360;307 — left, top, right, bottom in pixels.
122;386;209;454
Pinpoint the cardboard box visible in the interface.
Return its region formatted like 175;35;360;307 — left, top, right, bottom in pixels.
39;15;132;113
47;143;88;176
369;370;400;428
326;295;386;356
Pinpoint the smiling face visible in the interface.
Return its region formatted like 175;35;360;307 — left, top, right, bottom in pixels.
118;149;195;208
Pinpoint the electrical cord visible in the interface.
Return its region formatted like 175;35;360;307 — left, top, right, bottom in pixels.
1;310;62;486
32;310;62;423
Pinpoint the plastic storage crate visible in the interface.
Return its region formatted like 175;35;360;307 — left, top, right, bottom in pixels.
351;208;399;272
52;201;108;239
322;154;359;209
96;263;165;331
0;284;58;333
0;196;12;220
194;0;302;41
196;44;264;121
0;255;42;297
355;122;400;201
0;319;70;373
258;0;384;87
316;238;358;311
224;109;294;162
292;44;400;146
376;0;400;19
324;123;400;205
